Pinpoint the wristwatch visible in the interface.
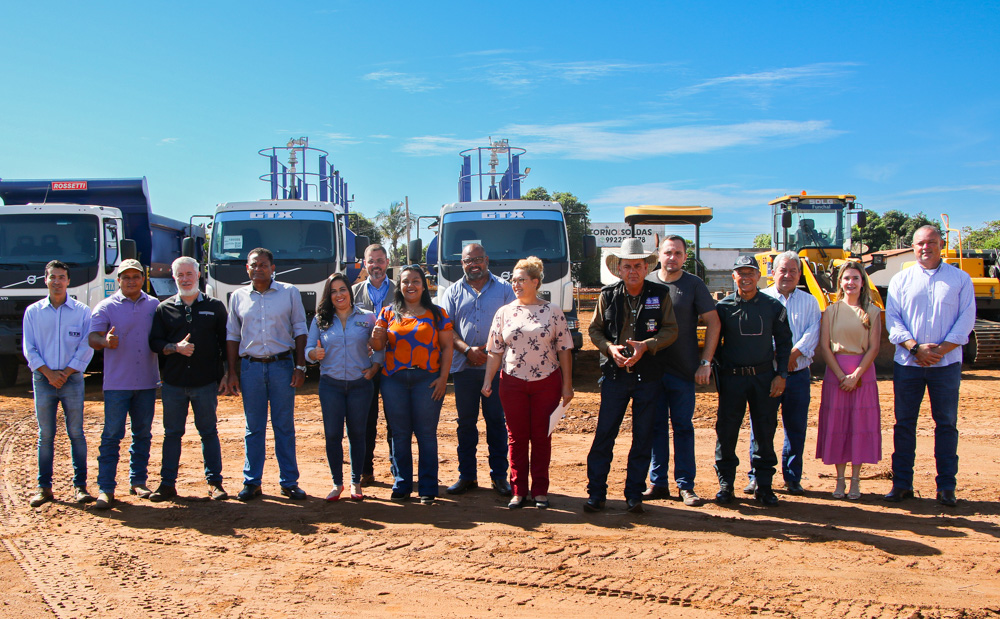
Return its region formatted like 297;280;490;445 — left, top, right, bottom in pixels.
909;345;919;356
294;365;307;372
699;359;711;367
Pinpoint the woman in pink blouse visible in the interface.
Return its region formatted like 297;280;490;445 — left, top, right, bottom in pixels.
482;256;573;509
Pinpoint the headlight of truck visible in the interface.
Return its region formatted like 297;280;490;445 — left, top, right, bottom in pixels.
566;318;578;330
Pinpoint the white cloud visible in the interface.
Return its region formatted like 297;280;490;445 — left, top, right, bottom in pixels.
400;135;491;156
362;70;437;93
854;162;900;183
897;184;1000;196
157;138;179;146
476;60;659;88
589;182;781;211
502;119;840;160
401;119;838;159
668;62;859;98
318;132;362;145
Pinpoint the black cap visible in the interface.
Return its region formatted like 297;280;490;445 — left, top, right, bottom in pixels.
733;255;757;270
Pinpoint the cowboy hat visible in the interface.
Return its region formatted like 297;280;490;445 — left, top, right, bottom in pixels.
605;237;657;273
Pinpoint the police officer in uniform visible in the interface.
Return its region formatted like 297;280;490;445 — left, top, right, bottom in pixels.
714;255;792;506
585;238;678;514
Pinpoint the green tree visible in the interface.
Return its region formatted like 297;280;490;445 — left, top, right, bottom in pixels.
852;209;941;251
375;200;414;266
349;212;382;247
960;220;1000;249
522;187;600;285
752;233;772;249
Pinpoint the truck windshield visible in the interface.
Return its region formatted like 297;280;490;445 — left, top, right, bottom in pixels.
0;214;99;267
778;209;846;252
210;211;338;262
440;210;567;262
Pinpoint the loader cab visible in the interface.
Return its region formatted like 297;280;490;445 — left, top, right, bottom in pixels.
771;193;859;254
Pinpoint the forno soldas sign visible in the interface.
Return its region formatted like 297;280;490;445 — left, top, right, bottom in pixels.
590;223;665;250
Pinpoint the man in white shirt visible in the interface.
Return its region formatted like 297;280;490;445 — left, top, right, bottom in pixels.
746;251;820;496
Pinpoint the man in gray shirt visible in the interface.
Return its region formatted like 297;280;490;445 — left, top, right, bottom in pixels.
226;248;309;501
352;243;397;485
644;236;720;507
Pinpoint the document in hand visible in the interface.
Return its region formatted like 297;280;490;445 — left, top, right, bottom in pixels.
548;401;567;436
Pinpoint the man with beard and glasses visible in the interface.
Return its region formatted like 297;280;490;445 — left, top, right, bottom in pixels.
352;243;397;486
148;257;230;502
441;243;515;497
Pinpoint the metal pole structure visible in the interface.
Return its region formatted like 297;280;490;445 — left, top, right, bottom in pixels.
405;196;410;247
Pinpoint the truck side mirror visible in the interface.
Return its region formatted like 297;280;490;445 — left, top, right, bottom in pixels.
354;236;370;260
857;211;867;228
182;237;197;258
781;211;792;229
582;235;598;260
407;239;423;265
121;239;137;261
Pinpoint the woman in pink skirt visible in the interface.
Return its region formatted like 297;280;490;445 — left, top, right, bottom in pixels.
816;261;881;500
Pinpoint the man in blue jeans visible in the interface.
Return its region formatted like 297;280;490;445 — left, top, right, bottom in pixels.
89;259;160;510
885;225;975;507
23;260;95;507
585;238;677;514
441;243;515;497
644;236;719;507
748;251;820;496
148;257;230;502
225;248;309;501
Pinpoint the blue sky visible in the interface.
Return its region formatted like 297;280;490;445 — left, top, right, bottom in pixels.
2;1;997;247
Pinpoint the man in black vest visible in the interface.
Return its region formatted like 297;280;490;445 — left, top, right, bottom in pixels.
585;238;678;514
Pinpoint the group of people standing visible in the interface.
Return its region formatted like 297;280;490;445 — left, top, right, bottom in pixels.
23;224;974;512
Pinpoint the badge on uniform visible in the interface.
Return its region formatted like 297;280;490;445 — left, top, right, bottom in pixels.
646;319;658;332
644;298;660;309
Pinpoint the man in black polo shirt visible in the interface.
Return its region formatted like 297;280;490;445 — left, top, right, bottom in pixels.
714;255;792;506
148;257;230;501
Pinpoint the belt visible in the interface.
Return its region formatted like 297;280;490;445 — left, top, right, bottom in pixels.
723;362;773;376
243;351;292;363
788;367;809;375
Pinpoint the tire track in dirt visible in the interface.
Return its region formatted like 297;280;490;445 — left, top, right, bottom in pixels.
233;531;986;618
1;412;197;618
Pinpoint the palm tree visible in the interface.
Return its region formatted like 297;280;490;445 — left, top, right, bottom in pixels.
375;200;413;266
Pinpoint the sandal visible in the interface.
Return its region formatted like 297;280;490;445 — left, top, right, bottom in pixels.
848;479;861;500
832;477;846;500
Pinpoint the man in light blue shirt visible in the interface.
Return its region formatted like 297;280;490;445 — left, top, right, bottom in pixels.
442;243;515;497
885;225;975;507
225;248;310;502
23;260;95;507
749;251;820;496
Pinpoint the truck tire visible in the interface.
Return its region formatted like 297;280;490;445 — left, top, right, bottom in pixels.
0;357;18;388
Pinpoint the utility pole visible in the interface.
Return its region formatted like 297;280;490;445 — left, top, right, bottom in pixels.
405;196;410;246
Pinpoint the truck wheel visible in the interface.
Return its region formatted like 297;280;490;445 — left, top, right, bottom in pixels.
0;358;18;388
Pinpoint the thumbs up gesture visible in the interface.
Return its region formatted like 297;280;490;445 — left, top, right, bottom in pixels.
106;326;119;349
176;333;195;357
312;338;326;361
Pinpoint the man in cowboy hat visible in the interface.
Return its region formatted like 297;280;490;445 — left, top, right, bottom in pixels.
713;255;793;507
585;237;678;514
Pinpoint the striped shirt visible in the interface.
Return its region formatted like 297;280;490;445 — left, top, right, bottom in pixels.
762;286;821;372
886;261;976;367
226;280;308;358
